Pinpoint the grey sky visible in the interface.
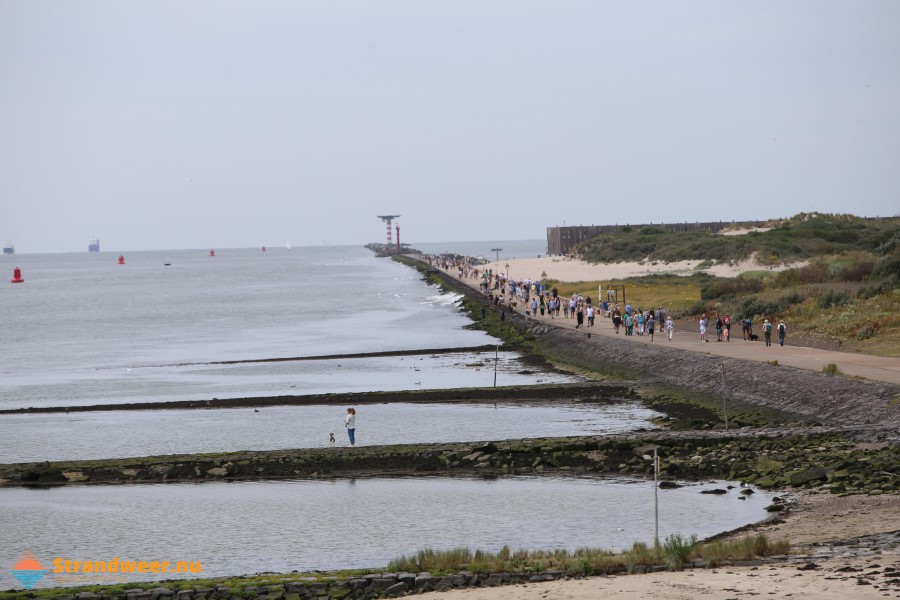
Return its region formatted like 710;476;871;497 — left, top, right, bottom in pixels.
2;1;898;253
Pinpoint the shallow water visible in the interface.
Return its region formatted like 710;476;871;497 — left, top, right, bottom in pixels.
0;350;580;410
0;401;660;463
1;247;519;411
0;476;772;588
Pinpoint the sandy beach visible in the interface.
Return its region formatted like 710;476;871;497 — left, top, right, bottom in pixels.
485;254;800;284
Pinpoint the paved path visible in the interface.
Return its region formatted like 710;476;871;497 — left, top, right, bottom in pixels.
440;269;900;386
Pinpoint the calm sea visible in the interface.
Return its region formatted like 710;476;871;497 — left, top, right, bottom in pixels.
0;242;772;587
0;243;555;411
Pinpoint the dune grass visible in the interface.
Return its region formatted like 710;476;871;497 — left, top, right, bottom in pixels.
576;213;898;265
387;533;790;576
822;363;844;376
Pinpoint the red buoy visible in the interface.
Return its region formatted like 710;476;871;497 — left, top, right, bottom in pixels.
11;266;24;283
118;255;125;265
210;249;215;257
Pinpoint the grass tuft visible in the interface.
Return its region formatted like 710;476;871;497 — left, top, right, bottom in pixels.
822;363;843;376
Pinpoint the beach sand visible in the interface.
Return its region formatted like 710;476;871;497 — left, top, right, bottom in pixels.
420;560;896;600
485;254;800;283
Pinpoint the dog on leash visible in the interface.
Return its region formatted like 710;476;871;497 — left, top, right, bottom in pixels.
748;333;759;341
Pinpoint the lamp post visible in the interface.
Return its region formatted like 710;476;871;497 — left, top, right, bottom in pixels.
493;343;499;388
635;444;660;546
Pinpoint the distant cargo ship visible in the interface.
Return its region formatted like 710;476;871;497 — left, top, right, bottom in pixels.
88;238;100;252
3;242;13;255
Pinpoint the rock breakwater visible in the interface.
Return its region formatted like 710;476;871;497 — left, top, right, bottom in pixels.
2;426;896;495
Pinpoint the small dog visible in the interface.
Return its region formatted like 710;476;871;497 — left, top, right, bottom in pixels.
748;333;759;341
329;433;336;447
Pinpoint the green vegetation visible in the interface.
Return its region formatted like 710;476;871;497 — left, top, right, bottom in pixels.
575;213;898;265
0;535;790;600
557;214;900;357
822;363;843;376
386;534;787;576
698;533;789;566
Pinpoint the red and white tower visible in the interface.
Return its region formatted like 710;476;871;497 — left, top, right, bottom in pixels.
376;215;400;247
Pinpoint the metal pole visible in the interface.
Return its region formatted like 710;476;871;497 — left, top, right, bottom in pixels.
493;344;499;388
721;362;728;431
654;448;659;546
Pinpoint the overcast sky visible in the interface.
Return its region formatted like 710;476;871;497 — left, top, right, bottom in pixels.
1;1;898;253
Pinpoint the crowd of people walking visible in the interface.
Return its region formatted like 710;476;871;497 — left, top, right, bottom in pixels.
427;254;789;350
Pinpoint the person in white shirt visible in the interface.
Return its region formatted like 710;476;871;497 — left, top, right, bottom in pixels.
344;408;357;447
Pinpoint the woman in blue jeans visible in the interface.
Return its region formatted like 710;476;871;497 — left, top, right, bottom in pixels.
344;407;356;447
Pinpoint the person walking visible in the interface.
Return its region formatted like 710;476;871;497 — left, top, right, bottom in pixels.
715;315;723;342
699;314;708;342
647;314;656;341
344;407;357;447
763;319;773;347
723;314;732;341
665;316;674;341
777;320;787;346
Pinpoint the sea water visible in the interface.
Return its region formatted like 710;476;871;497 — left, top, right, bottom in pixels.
0;401;661;462
0;245;560;411
0;243;769;589
0;476;773;587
